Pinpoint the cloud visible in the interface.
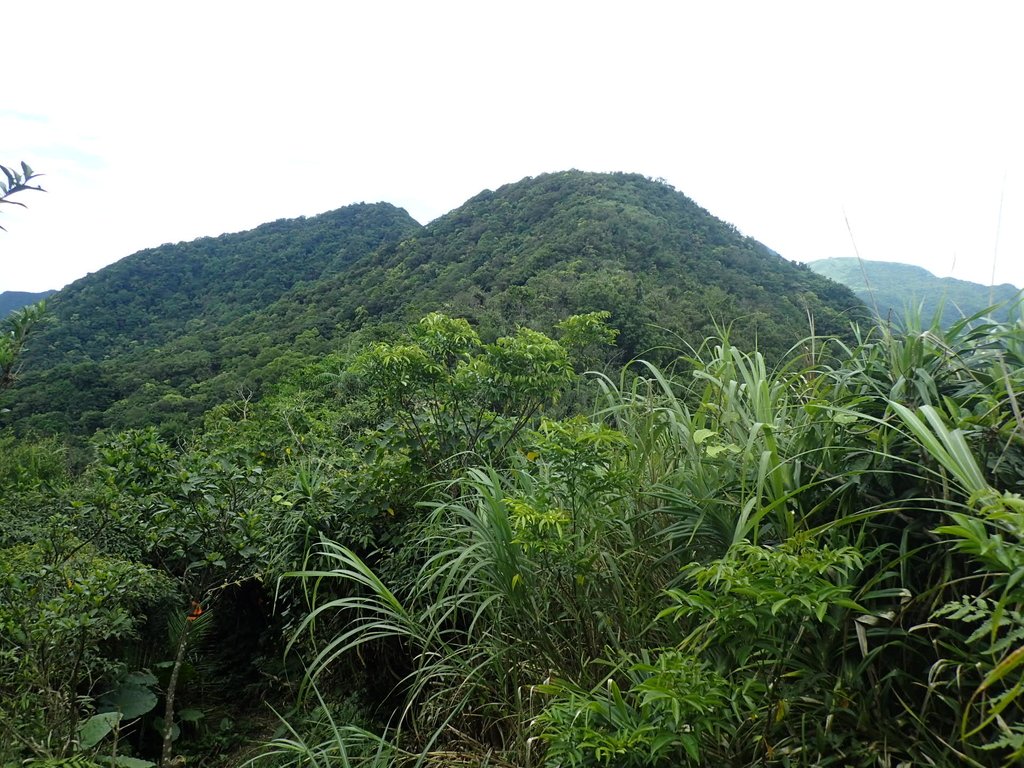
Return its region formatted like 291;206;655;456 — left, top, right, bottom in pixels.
2;2;1022;291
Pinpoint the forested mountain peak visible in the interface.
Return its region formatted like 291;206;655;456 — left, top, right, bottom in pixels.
328;170;865;352
44;202;421;358
5;171;865;435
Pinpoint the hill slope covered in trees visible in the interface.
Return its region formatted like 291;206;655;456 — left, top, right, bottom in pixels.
6;203;420;433
4;171;1024;768
809;257;1021;326
0;290;54;316
4;171;866;434
317;172;864;354
4;308;1023;767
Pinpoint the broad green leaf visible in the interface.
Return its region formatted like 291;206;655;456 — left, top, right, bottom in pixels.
101;683;157;719
706;443;740;458
80;711;121;749
124;670;158;687
178;708;204;723
680;732;700;761
693;428;716;445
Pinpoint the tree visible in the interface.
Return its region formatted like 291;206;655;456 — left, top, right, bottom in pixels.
351;312;576;470
0;302;45;392
0;161;46;396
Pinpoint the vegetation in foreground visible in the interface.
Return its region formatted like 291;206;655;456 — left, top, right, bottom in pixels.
2;303;1023;767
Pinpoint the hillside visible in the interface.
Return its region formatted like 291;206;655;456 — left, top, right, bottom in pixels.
4;300;1022;767
0;290;54;316
308;172;865;354
37;203;421;360
6;204;420;433
3;171;867;435
809;257;1021;326
5;175;1022;768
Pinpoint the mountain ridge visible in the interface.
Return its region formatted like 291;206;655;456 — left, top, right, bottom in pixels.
43;202;421;360
4;171;866;435
809;257;1021;326
0;290;55;316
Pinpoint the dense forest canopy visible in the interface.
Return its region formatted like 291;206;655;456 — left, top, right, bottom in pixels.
2;171;865;436
3;170;1022;768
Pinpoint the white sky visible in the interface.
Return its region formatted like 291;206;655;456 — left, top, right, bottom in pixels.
3;1;1023;293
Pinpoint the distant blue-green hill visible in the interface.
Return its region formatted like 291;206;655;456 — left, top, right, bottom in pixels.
0;290;55;317
808;258;1021;327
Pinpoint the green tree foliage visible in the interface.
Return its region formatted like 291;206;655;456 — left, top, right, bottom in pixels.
263;307;1024;767
3;171;866;437
0;539;171;759
6;269;1024;765
352;312;575;469
316;171;864;359
0;429;174;761
2;203;420;434
0;301;45;391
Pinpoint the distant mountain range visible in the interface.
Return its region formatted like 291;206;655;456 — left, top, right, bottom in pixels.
0;290;55;316
809;258;1021;327
4;171;866;435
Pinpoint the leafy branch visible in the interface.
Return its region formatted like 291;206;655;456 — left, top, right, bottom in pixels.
0;301;46;391
0;161;45;230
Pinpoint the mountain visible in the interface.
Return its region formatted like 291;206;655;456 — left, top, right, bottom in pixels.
6;203;420;434
0;290;55;316
300;172;865;354
808;258;1022;327
4;171;867;436
38;203;421;361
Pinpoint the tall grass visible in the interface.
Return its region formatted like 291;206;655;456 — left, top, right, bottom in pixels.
268;308;1024;766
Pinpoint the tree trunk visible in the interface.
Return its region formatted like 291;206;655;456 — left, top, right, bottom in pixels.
160;619;191;767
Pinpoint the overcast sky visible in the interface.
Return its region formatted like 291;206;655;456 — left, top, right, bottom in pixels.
3;2;1023;293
